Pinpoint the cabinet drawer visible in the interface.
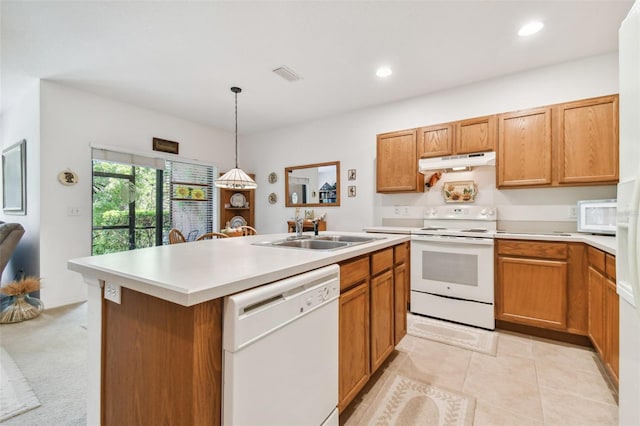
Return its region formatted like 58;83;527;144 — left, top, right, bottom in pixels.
340;256;370;292
587;246;606;272
371;248;393;276
497;240;567;260
605;254;616;280
394;242;409;265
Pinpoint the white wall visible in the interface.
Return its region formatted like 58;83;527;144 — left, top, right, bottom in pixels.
38;81;234;308
244;53;619;233
0;80;41;284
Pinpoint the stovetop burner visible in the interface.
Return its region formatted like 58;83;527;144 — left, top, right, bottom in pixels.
460;228;489;233
421;226;447;231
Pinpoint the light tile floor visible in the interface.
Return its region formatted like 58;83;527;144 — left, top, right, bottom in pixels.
341;327;618;426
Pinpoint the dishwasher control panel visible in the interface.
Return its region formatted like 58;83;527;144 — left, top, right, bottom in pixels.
300;282;339;313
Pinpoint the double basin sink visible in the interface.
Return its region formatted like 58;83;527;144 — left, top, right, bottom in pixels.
255;234;382;251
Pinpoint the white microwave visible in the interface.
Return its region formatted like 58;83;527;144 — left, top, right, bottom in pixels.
576;199;616;235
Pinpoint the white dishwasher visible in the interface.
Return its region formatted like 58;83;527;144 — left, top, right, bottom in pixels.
223;264;340;426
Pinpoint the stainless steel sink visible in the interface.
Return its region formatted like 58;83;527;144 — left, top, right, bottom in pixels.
254;234;383;251
272;239;350;250
314;235;378;243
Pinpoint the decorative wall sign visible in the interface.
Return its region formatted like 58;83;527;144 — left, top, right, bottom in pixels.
2;140;26;215
442;180;477;203
348;186;356;197
57;169;78;186
268;172;277;184
153;137;179;154
348;169;356;181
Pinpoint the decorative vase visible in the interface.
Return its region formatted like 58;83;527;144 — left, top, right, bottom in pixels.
0;294;44;323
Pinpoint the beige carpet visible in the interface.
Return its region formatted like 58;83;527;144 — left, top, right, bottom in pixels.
407;314;498;356
0;346;41;421
0;302;87;425
362;374;475;426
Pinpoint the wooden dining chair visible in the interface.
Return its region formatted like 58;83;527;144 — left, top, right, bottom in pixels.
238;226;258;236
168;228;187;244
196;232;229;241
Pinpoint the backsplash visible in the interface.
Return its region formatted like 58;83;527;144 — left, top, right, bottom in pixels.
378;166;617;233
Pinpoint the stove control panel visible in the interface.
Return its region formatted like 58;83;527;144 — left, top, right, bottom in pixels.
424;205;496;220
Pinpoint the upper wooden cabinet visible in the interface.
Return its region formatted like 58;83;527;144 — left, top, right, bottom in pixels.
417;115;496;158
417;123;453;158
498;107;553;187
498;94;619;188
555;95;619;184
456;115;497;154
376;129;424;193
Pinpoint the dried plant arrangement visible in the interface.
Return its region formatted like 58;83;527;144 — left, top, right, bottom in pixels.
0;276;44;323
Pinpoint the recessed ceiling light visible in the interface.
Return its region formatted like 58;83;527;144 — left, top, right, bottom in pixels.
518;21;544;36
376;66;392;78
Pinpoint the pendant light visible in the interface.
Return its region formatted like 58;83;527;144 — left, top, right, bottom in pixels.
215;87;257;189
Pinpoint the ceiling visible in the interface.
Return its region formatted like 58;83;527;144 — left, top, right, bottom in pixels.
1;1;634;134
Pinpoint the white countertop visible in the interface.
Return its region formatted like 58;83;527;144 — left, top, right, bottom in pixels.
68;231;409;306
363;226;417;234
365;226;617;254
494;232;616;255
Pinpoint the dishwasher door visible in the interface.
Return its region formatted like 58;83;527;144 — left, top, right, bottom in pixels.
223;265;340;426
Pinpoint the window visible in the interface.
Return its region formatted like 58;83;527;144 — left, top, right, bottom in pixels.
164;160;216;243
91;148;216;254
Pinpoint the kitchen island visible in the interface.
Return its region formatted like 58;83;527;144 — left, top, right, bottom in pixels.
68;231;409;426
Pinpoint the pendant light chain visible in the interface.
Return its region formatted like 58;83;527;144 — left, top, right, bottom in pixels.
214;86;257;189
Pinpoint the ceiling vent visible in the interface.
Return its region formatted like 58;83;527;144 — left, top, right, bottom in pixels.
272;66;302;82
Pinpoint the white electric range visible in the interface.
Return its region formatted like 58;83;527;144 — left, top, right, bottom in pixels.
410;205;497;330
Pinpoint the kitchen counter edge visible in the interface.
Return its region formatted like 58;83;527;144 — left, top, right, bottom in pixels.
68;232;409;307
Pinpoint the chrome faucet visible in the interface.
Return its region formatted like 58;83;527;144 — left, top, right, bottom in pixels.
295;217;304;237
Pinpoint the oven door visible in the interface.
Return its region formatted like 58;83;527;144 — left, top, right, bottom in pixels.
411;234;494;303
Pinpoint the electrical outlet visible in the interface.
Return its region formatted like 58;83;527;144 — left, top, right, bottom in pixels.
104;282;121;304
394;206;401;215
67;206;81;216
568;206;577;218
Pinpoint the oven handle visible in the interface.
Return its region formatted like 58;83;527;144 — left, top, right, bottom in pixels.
410;234;495;246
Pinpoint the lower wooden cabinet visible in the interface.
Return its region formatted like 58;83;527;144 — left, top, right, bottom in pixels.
588;265;606;355
496;240;568;330
604;277;619;380
587;247;619;384
338;281;370;412
338;243;409;412
370;270;394;373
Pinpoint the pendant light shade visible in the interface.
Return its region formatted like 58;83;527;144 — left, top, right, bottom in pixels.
215;87;257;189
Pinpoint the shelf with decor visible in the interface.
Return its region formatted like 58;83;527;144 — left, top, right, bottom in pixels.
218;173;255;231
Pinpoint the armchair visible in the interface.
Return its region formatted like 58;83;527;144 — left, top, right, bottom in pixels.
0;222;25;280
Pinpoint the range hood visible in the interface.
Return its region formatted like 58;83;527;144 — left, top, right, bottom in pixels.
419;151;496;173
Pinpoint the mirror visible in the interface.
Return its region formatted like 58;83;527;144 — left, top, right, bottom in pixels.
285;161;340;207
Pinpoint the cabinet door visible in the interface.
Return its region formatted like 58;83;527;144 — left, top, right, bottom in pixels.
498;107;552;187
370;270;394;373
338;282;370;412
588;266;605;357
497;256;567;329
605;278;619;382
376;129;424;193
556;95;618;184
455;115;496;154
417;123;453;158
394;262;408;345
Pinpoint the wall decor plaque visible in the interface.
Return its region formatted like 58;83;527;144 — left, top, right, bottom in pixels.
152;137;179;154
442;180;477;203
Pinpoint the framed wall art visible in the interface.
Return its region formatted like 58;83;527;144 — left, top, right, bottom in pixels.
2;139;27;215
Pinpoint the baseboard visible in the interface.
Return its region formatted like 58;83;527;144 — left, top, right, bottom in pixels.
495;320;592;347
